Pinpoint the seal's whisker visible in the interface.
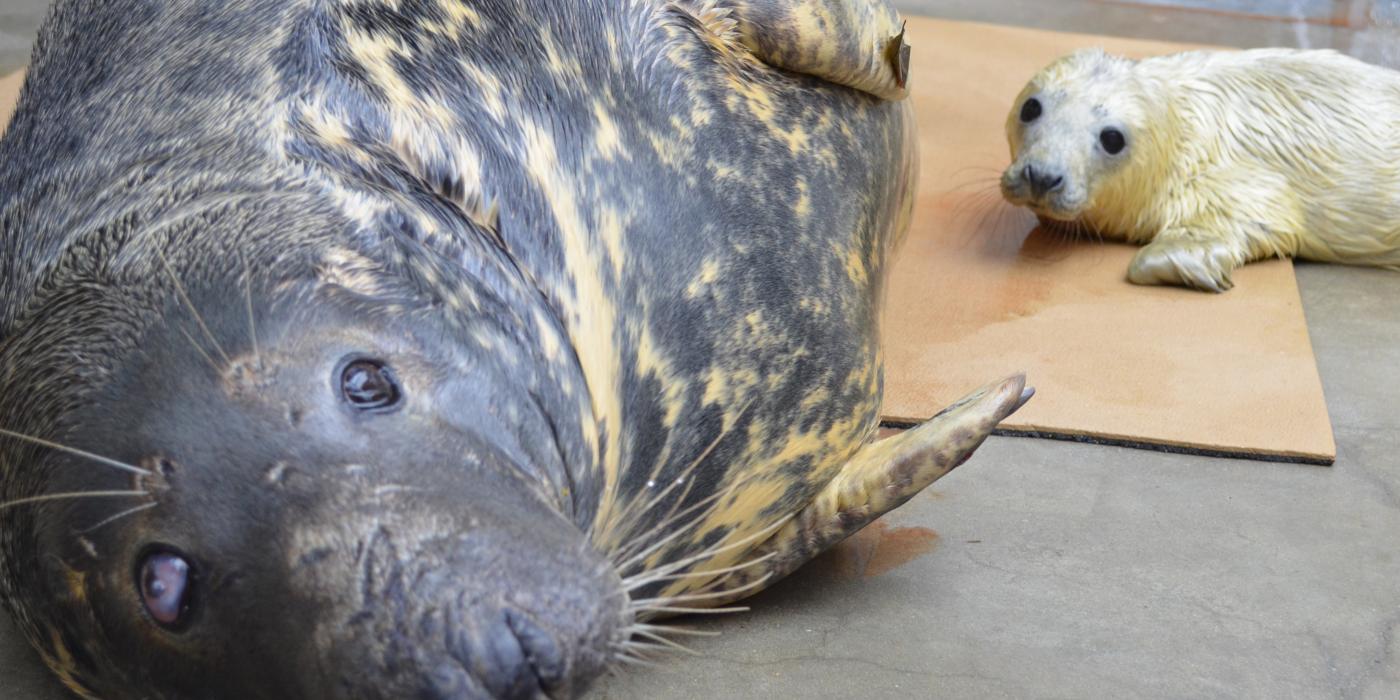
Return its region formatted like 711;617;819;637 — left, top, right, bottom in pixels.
630;623;721;638
612;482;769;578
629;630;699;655
155;247;232;365
0;490;149;512
623;514;792;584
626;604;750;616
611;502;712;575
239;249;260;366
610;450;766;571
75;501;157;535
612;654;658;668
599;456;708;561
622;639;698;656
629;572;772;607
0;427;151;477
947;189;997;226
176;325;223;373
1089;218;1108;246
943;177;1006;199
946;164;1009;182
602;397;754;556
609;484;732;571
623;552;776;590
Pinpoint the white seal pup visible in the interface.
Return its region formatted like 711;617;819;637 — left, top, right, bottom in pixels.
1001;47;1400;292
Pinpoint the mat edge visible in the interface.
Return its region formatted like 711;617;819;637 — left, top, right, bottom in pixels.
879;418;1336;466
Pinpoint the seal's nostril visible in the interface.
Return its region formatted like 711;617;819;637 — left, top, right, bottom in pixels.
483;613;532;697
507;609;566;688
443;609;553;700
427;661;479;700
1025;166;1066;197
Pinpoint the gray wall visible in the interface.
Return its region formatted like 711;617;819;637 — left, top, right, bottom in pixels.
0;0;46;75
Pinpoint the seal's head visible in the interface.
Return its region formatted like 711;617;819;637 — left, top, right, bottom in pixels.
1000;49;1150;224
0;246;625;699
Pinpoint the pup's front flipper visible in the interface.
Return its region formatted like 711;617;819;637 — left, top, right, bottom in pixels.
700;374;1031;607
1127;232;1248;293
682;0;912;100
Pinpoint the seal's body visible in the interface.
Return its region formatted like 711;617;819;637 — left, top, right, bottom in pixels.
1001;47;1400;292
0;1;1028;698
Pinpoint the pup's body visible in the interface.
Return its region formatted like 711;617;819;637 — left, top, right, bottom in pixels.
1002;47;1400;291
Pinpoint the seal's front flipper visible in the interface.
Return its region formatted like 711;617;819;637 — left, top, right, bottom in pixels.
1127;230;1248;293
702;374;1032;606
691;0;912;100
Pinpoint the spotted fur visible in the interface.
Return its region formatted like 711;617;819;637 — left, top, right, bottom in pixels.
1;1;1022;696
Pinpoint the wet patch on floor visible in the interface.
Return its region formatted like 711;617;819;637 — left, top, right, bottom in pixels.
825;520;942;579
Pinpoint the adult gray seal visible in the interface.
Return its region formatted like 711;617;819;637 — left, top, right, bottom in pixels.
0;1;1030;697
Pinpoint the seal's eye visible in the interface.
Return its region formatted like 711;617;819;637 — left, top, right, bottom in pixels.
1100;128;1127;155
139;551;193;629
1020;98;1043;123
340;359;402;411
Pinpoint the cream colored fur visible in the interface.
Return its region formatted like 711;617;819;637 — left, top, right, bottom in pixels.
1002;47;1400;292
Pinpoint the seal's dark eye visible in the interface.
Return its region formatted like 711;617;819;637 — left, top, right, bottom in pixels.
139;551;193;629
1020;97;1043;123
340;359;402;411
1100;128;1127;155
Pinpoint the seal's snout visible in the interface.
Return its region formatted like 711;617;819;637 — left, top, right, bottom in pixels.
427;607;569;700
1001;157;1086;222
1023;164;1065;198
309;487;627;700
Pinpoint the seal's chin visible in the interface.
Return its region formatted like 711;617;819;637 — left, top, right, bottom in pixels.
1028;202;1086;224
1002;189;1086;225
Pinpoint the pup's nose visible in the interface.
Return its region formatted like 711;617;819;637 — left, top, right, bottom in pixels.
1023;164;1065;197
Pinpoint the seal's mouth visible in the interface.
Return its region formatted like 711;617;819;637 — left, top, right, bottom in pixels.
1026;201;1084;223
999;165;1087;223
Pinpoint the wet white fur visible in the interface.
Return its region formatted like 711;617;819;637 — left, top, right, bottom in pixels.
1003;47;1400;291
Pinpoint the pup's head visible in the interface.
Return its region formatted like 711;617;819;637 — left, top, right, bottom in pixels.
1001;49;1148;223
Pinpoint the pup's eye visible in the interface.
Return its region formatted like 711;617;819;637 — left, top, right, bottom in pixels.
1019;97;1043;123
1100;128;1127;155
139;550;193;629
340;359;402;411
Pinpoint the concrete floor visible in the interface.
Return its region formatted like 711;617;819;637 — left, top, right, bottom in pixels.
2;1;1400;698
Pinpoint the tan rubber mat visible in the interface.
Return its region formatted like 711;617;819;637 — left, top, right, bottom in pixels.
882;18;1335;464
0;70;21;137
